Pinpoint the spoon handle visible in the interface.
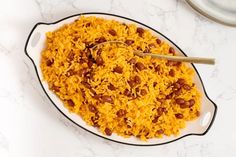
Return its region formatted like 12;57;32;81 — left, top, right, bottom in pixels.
134;51;215;65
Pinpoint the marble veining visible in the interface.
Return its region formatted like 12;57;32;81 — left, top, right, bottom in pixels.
0;0;236;156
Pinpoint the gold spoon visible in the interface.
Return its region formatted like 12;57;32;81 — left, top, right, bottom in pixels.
91;41;215;65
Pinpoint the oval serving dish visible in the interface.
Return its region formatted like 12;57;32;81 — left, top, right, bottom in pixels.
25;12;217;146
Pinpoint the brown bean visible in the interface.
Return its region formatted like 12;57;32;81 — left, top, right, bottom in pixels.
152;116;159;123
134;75;141;84
124;89;132;97
183;84;191;90
169;47;175;55
169;69;175;77
96;37;106;43
166;60;181;66
143;48;151;53
157;107;166;115
173;82;181;89
108;29;117;36
128;80;136;88
81;81;91;89
88;104;97;113
108;84;116;90
96;48;102;55
175;98;185;105
177;78;185;85
93;94;102;100
79;68;88;77
156;129;164;134
101;95;113;103
46;59;54;66
67;99;75;107
148;43;156;48
116;109;126;117
174;89;182;96
140;89;147;96
128;58;136;64
136;27;144;37
189;99;195;107
87;60;93;68
96;56;104;66
105;128;112;136
155;65;161;72
135;87;140;93
180;101;189;109
153;82;157;87
68;52;75;61
51;85;60;92
175;113;184;119
85;22;91;27
66;69;76;76
135;62;146;71
125;40;134;46
156;38;162;45
166;93;173;99
113;66;123;74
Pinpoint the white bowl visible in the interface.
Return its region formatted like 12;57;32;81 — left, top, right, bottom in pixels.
25;12;217;146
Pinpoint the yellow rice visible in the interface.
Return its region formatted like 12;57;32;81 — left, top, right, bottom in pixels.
40;16;201;140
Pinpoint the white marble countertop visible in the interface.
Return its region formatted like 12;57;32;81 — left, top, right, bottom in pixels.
1;0;236;156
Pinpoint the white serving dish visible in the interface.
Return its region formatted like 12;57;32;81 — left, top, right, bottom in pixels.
25;13;217;146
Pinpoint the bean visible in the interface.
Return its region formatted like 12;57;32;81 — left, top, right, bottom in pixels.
96;37;106;43
128;80;136;88
67;99;75;107
128;58;136;64
51;85;60;92
169;47;175;55
183;84;191;90
153;82;157;87
180;101;189;109
152;116;159;123
166;60;181;66
189;99;195;107
108;29;117;36
88;104;97;113
125;40;134;46
175;98;185;105
124;89;132;97
101;95;113;103
81;89;86;98
157;107;166;115
81;81;91;89
96;56;104;66
140;89;147;96
135;62;146;71
85;22;91;27
134;75;141;84
68;52;75;61
169;69;175;77
148;43;156;48
87;60;93;68
175;113;184;119
154;66;160;73
79;68;88;77
113;66;123;74
143;48;151;53
108;84;116;90
105;128;112;136
174;89;182;96
93;94;102;100
173;82;181;89
166;93;173;99
116;109;126;117
156;38;161;45
156;129;164;134
66;69;76;76
97;48;102;55
46;59;54;66
135;87;140;93
136;27;144;37
177;78;185;85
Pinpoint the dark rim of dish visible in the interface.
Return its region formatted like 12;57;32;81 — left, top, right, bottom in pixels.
24;12;218;146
